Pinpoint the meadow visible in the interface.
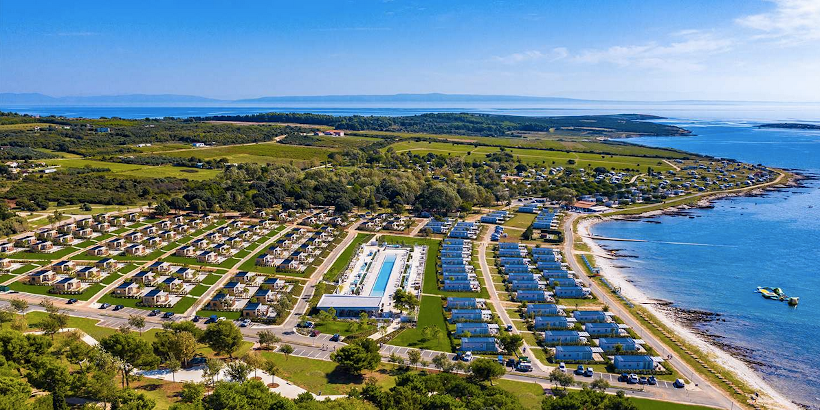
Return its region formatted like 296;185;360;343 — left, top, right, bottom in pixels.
156;141;340;167
42;158;221;180
386;140;675;172
351;130;694;159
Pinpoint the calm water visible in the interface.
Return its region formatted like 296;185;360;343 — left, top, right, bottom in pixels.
5;104;820;405
594;123;820;407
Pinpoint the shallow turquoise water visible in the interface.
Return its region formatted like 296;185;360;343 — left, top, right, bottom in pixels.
595;123;820;407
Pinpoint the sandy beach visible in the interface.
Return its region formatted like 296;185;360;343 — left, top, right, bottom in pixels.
577;216;799;410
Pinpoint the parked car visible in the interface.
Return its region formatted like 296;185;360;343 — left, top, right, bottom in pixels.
67;299;78;304
647;376;657;385
113;304;124;311
329;333;341;342
584;367;594;377
461;351;473;362
99;303;111;309
297;321;315;328
505;324;513;331
628;374;639;384
618;373;628;382
515;362;533;372
163;312;175;319
673;379;686;388
149;309;161;316
309;330;320;337
506;358;517;368
204;315;219;324
574;365;585;375
192;315;201;322
239;319;251;327
638;376;648;385
558;362;566;372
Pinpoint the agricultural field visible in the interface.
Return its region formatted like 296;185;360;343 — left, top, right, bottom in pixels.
387;140;675;173
42;158;221;180
350;130;694;159
155;141;339;167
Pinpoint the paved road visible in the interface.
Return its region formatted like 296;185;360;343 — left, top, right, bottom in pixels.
282;225;360;328
563;213;739;409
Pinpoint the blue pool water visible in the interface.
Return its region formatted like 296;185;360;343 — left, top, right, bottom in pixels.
593;122;820;408
370;253;397;297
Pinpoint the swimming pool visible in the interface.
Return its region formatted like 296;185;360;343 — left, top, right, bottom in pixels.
369;253;397;297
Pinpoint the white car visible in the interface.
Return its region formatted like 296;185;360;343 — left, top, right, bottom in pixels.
558;362;566;371
673;379;686;388
461;351;473;362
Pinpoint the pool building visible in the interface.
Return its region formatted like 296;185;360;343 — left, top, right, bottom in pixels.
317;241;424;318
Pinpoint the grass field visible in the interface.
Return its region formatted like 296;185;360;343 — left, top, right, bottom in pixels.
259;350;396;395
349;130;693;159
156;141;339;168
0;122;56;130
42;158;220;180
386;140;674;173
323;233;373;281
389;295;451;351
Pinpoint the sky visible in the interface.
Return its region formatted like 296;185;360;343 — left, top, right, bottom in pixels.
1;0;820;101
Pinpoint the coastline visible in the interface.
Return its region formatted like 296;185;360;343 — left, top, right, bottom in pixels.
576;181;803;410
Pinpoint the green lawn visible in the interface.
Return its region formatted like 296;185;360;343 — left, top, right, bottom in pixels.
157;141;339;168
25;311;161;342
631;398;719;410
495;379;545;410
389;295;451;352
385;140;675;173
313;320;376;337
14;247;79;260
7;281;103;301
323;233;373;281
258;351;395;395
504;212;536;229
42;158;220;180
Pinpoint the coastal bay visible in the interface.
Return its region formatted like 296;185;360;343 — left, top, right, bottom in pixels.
588;122;820;409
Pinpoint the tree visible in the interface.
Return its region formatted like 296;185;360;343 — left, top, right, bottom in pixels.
331;338;381;376
9;298;28;314
225;360;253;382
153;330;198;367
392;289;419;313
189;198;207;213
541;388;637;410
431;353;453;373
154;201;170;216
204;358;225;387
169;197;189;212
180;381;205;404
261;357;279;380
201;320;243;358
167;358;181;382
256;330;280;350
498;334;524;356
0;375;32;406
590;377;610;391
407;349;421;369
128;315;146;336
100;332;159;388
112;389;156;410
27;357;71;410
36;309;69;340
468;358;505;385
388;353;404;368
242;351;263;379
279;344;294;359
549;368;575;388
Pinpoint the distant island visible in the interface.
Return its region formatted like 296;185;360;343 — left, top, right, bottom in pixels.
757;123;820;130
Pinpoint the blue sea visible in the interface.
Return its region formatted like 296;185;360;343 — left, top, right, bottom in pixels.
594;123;820;408
3;103;820;405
